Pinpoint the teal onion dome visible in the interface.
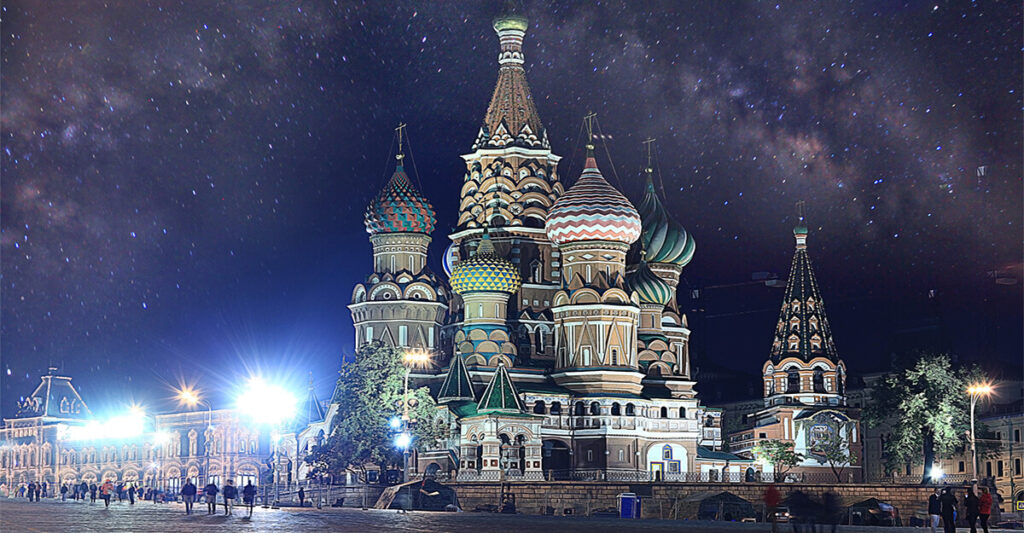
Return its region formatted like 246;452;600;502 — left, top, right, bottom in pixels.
626;259;673;306
364;164;436;235
450;232;522;295
637;174;695;267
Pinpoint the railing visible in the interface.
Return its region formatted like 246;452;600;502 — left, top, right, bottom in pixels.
540;415;700;433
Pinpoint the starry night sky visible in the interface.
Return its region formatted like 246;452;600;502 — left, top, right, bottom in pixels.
2;1;1021;417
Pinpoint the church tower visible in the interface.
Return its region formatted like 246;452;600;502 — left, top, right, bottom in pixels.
762;221;846;407
546;135;645;395
447;8;563;366
350;127;448;352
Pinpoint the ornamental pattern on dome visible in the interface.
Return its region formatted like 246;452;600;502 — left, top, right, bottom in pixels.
449;235;522;295
364;165;436;235
627;260;673;306
637;175;695;267
545;157;641;245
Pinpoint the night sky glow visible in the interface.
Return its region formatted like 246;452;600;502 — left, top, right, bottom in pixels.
2;1;1021;415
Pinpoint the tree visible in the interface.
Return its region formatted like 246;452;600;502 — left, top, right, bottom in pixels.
864;352;979;484
304;341;441;483
753;440;804;482
816;420;858;482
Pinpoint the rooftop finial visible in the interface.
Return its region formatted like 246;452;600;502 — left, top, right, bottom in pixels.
642;137;656;176
395;122;407;163
794;200;809;248
584;112;597;156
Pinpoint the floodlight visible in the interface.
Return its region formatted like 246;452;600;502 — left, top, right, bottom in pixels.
236;377;298;425
394;432;412;449
389;417;403;429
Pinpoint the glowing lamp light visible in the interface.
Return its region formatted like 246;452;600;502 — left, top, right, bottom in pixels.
929;465;944;481
394;432;412;450
151;430;171;446
60;411;146;441
967;384;992;396
403;349;431;366
236;377;297;425
389;417;403;430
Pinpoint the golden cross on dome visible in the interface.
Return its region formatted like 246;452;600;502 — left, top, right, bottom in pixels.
642;137;656;173
395;122;407;161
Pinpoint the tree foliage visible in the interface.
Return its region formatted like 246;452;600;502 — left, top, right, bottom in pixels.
304;341;441;483
753;440;804;481
863;352;981;483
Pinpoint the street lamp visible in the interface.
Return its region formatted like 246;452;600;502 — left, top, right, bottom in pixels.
236;377;297;507
399;349;432;481
176;386;213;485
967;383;993;480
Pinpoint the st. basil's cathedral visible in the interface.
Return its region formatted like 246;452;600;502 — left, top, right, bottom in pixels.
345;10;859;482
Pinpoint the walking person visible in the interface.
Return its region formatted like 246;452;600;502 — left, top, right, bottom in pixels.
298;486;305;507
26;482;36;502
203;480;219;514
34;483;41;502
764;484;781;533
978;486;992;533
180;479;197;514
928;488;942;533
222;479;237;516
965;483;980;533
242;480;257;517
89;482;97;503
41;481;48;499
939;487;957;533
128;483;136;504
100;479;114;509
60;483;68;502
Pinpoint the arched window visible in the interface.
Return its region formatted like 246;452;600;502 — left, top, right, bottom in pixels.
813;369;826;393
625;403;636;416
550;401;562;416
787;370;800;393
679;407;687;419
574;402;585;416
660;406;668;418
589;402;601;416
662;445;673;460
533;400;546;415
611;403;621;416
610;348;619;366
529;258;542;283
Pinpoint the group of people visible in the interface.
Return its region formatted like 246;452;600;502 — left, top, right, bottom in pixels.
763;485;843;533
56;480;171;505
179;478;258;517
928;483;993;533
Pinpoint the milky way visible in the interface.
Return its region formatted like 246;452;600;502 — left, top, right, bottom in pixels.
2;1;1020;415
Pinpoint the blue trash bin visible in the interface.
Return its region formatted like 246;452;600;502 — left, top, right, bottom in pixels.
618;492;639;518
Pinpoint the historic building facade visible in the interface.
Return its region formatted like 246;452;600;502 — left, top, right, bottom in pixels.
723;224;863;481
342;9;733;483
0;368;326;493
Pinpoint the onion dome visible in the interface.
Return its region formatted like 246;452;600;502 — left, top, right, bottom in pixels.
637;172;695;267
442;241;457;278
364;164;436;235
626;259;673;306
545;157;642;246
450;231;522;295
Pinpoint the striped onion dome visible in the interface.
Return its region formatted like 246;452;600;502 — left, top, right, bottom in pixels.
442;241;457;278
626;259;673;306
450;232;522;295
637;173;695;267
364;164;436;235
545;157;641;246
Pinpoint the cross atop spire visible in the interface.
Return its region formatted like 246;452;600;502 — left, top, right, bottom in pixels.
584;112;598;155
642;137;656;174
395;122;407;162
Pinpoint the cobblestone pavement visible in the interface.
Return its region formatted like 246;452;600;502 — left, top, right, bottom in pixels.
0;499;1016;532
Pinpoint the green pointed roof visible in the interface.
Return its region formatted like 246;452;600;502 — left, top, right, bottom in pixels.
476;363;524;414
437;354;476;403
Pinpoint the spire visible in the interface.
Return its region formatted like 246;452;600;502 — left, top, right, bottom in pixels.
474;6;548;150
437;354;476;403
476;363;524;414
584;111;597;160
636;139;695;268
769;214;839;363
395;122;407;167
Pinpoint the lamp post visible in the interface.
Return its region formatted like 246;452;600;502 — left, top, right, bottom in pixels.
399;349;431;482
967;383;992;480
176;387;213;485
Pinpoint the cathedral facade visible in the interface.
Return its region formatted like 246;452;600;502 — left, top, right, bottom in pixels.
347;11;736;482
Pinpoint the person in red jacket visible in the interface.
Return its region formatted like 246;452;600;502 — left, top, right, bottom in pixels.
978;486;992;533
764;484;781;532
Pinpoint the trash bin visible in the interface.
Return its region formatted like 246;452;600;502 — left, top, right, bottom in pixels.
618;492;639;518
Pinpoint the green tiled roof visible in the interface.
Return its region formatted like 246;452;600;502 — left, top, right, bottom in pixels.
437;354;476;403
476;363;524;414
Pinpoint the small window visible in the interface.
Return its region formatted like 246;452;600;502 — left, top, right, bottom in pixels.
533;400;546;415
986;462;992;477
759;432;767;439
586;450;593;463
679;407;687;419
997;461;1004;477
550;402;561;416
589;402;601;416
618;449;624;462
1016;429;1021;442
659;406;668;418
365;326;374;343
625;403;636;416
611;403;621;416
958;461;965;473
574;402;585;416
398;325;408;346
1015;458;1021;476
610;349;618;366
662;445;672;460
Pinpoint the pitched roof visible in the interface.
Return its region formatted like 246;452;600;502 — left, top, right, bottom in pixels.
476;363;524;414
437;355;476;403
15;367;91;420
293;376;326;429
769;225;840;363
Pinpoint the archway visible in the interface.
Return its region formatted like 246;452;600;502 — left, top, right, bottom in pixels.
541;439;570;473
